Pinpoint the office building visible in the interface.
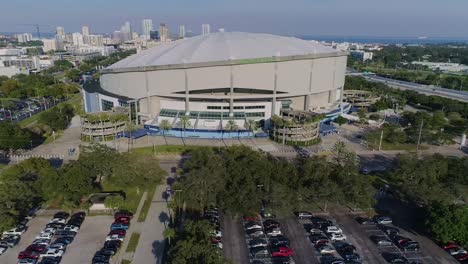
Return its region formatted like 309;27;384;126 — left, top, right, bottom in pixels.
179;25;186;39
159;23;169;42
42;39;63;52
350;50;373;61
56;26;65;37
202;24;211;35
142;19;153;40
16;33;33;43
84;34;104;46
120;21;132;41
150;30;159;40
82;26;90;36
86;32;348;138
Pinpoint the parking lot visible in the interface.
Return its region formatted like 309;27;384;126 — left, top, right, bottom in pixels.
60;215;114;264
0;216;50;264
280;218;319;264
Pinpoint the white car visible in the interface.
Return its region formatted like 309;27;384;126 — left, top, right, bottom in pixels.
49;243;67;251
318;245;336;254
0;246;7;255
63;225;79;233
266;228;282;237
32;238;51;246
326;226;343;234
2;227;26;236
330;233;347;241
449;248;467;256
36;232;53;240
40;248;64;258
213;242;223;249
298;211;313;219
49;218;66;224
210;230;222;237
374;216;392;225
309;228;323;234
105;234;124;242
17;259;37;264
245;223;262;230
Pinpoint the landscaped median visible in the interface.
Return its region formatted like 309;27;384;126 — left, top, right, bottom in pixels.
126;232;141;253
132;145;220;156
137;185;157;222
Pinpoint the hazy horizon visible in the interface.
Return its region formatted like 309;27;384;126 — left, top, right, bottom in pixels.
1;0;468;38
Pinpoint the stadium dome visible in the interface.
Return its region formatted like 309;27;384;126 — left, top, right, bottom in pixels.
106;32;340;71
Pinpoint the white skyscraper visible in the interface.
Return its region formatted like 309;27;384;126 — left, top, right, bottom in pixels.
56;26;65;36
142;19;153;40
72;32;84;46
179;25;186;39
159;23;169;42
120;21;132;41
82;26;90;36
202;24;211;35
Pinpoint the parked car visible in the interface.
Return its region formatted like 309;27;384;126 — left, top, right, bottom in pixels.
317;244;335;254
17;258;37;264
246;229;264;238
53;212;70;220
266;228;282;237
40;248;64;258
310;234;329;245
0;245;7;255
0;235;20;247
326;226;343;234
448;247;467;255
38;257;61;264
36;232;54;240
309;228;323;235
114;211;133;220
48;243;67;251
97;247;117;257
382;253;409;264
330;233;347;241
114;217;130;225
46;223;65;230
43;228;56;235
343;253;361;262
243;214;261;222
92;252;110;264
371;235;393;246
400;241;419;251
2;225;27;236
245;222;262;230
53;237;73;245
356;217;374;225
373;216;392;225
263;220;281;229
442;242;459;250
270;236;290;247
297;211;313;219
454;253;468;262
104;240;122;250
25;244;46;253
109;229;126;236
335;243;356;255
49;218;66;224
379;225;399;236
18;250;40;259
249;239;268;248
110;223;129;231
63;225;79;233
271;246;294;257
249;246;268;257
105;234;124;242
32;238;51;246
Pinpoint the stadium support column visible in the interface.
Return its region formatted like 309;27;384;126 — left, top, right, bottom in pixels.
229;65;234;117
144;69;151;116
184;69;190;115
306;60;315;111
272;62;278;116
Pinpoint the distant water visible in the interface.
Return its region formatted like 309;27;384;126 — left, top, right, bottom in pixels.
297;35;468;45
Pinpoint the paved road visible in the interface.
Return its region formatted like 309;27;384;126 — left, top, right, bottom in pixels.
363;74;468;102
132;184;170;264
280;218;320;264
222;214;249;264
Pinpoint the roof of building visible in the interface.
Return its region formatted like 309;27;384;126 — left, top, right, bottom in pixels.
105;32;344;71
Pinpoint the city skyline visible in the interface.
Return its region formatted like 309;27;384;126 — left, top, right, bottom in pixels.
1;0;468;38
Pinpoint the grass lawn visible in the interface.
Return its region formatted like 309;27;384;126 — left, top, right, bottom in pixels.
368;141;428;151
132;145;219;155
101;182;144;213
19;93;82;128
121;260;131;264
137;186;157;222
126;232;141;252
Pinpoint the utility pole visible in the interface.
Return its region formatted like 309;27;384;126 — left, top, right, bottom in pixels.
416;119;424;152
378;129;384;151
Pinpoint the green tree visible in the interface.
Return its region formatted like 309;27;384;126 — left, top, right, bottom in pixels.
65;69;81;82
104;195;125;212
159;119;172;145
357;108;367;124
179;116;191;145
334;116;348;126
245;119;257;135
163;227;176;245
425;203;468;245
0;122;32;152
0;79;20;96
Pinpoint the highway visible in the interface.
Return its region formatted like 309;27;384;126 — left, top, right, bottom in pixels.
349;71;468;102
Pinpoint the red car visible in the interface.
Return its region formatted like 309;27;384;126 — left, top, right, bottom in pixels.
18;250;40;259
109;229;127;236
114;211;133;219
443;242;459;250
243;214;261;222
271;246;294;257
25;244;46;253
114;217;130;224
455;253;468;261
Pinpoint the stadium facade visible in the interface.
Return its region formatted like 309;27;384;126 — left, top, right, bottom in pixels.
83;32;348;138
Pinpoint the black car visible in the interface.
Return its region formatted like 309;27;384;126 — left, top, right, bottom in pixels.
378;225;399;236
248;238;268;248
39;257;62;264
54;236;74;245
104;240;122;249
356;217;374;225
71;212;86;220
400;241;419;251
46;223;66;229
67;218;83;227
270;236;290;247
334;242;356;255
53;212;70;220
97;247;116;257
272;256;293;264
382;253;409;264
264;220;281;229
92;253;110;264
0;235;20;247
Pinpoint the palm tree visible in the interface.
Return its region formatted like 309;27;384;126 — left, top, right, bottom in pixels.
163;228;176;245
244;119;257;137
179;116;191;146
271;115;283;142
159;119;172;145
125;122;136;152
225;120;238;141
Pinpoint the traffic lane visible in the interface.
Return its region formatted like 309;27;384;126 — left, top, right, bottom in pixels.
279;217;319;264
331;212;387;264
61;215;114;264
0;216;50;264
222;214;249;264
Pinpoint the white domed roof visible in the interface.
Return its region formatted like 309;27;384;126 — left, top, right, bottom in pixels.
106;32;341;70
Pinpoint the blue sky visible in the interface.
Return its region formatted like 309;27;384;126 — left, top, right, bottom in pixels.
2;0;468;37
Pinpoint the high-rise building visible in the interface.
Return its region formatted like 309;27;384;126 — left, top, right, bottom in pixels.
150;30;159;40
16;33;33;43
56;26;65;36
142;19;153;40
120;21;132;41
82;26;90;36
202;24;211;35
159;23;169;42
42;39;59;52
179;25;186;39
72;32;84;46
84;34;104;46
